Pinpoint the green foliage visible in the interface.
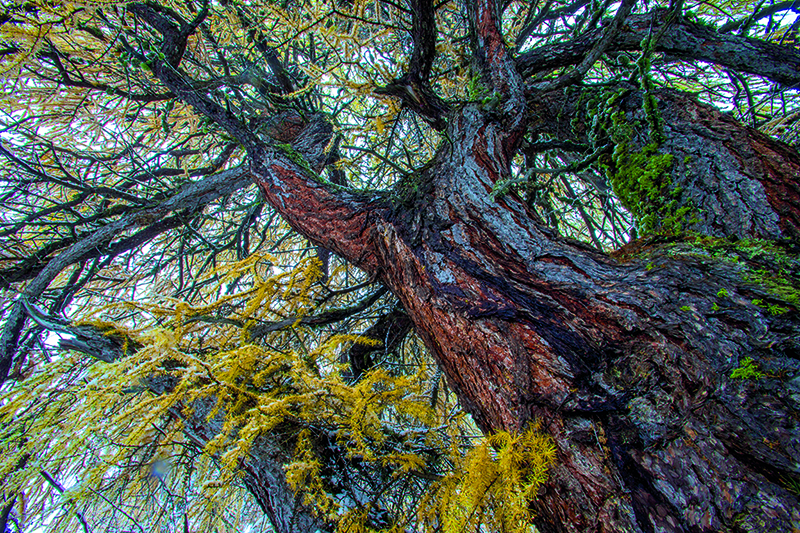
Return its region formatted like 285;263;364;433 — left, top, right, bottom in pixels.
752;299;790;315
730;357;765;380
466;72;490;101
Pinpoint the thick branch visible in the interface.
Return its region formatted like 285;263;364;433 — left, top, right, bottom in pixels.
408;0;437;80
345;305;413;380
374;0;450;130
133;15;388;272
534;0;635;92
467;0;526;135
518;11;800;88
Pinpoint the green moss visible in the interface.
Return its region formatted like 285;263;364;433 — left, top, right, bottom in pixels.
660;236;800;312
605;139;677;233
752;299;790;315
467;72;490;101
276;143;325;183
580;86;691;236
746;269;800;307
695;237;799;307
392;172;423;208
730;357;765;380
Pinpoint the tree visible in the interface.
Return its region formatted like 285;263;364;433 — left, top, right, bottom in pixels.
1;0;800;531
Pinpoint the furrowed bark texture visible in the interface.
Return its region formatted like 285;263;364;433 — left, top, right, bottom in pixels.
239;95;800;531
364;104;800;532
130;8;800;529
529;87;800;240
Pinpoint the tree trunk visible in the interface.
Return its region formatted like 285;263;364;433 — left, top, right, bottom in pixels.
134;8;800;526
528;86;800;240
325;101;800;532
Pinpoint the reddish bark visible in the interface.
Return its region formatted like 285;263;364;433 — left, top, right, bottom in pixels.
371;105;800;532
132;5;800;530
249;100;800;532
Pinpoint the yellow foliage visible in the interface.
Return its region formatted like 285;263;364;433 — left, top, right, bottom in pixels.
419;426;556;533
0;252;552;532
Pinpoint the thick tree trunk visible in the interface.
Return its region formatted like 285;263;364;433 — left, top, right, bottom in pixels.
232;85;800;530
240;94;800;530
136;8;800;525
355;103;800;532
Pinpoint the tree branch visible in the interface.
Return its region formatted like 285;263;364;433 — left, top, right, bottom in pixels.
0;166;252;385
517;11;800;89
248;286;389;340
40;470;91;533
466;0;526;133
344;305;413;381
374;0;450;130
718;0;800;34
133;12;388;272
533;0;635;92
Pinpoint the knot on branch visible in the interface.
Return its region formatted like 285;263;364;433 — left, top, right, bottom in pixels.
375;74;450;131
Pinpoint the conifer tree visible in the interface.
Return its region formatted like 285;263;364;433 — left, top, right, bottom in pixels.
1;1;800;532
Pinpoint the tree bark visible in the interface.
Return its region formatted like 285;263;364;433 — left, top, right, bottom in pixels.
245;101;800;530
528;86;800;240
517;11;800;89
232;31;800;533
129;6;800;528
360;103;800;532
